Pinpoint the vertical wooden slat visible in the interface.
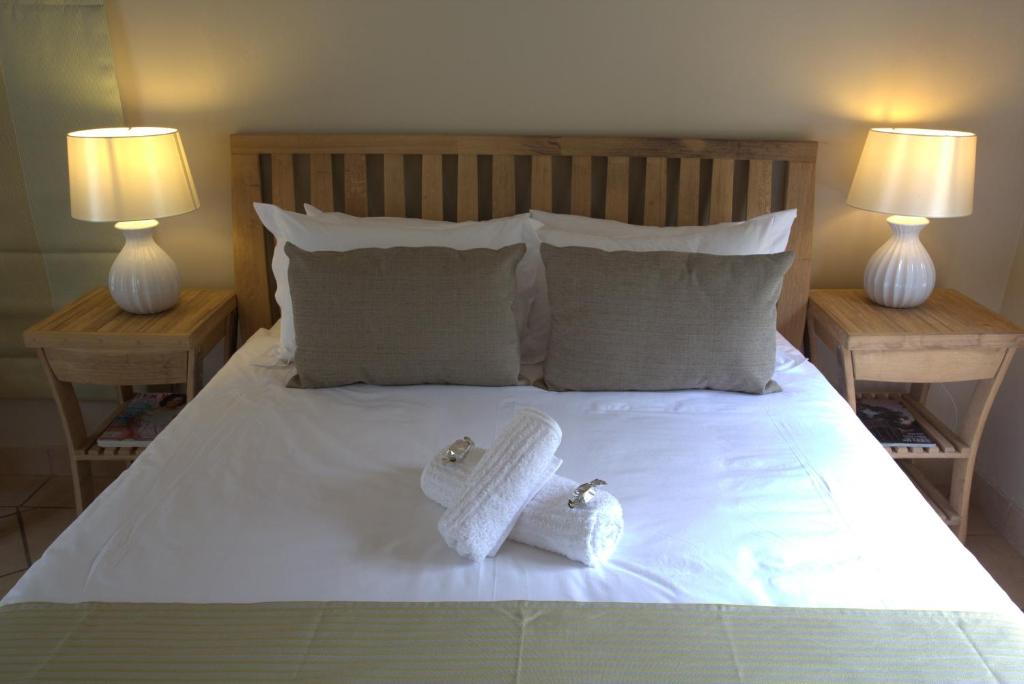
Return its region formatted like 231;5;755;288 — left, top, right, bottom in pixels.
643;157;667;226
677;157;700;225
457;154;478;221
605;156;629;222
784;161;815;255
778;160;816;350
492;154;516;218
421;154;443;220
778;258;812;351
343;153;368;217
383;154;405;217
309;153;334;211
746;159;772;218
709;159;735;224
271;153;296;210
571;156;592;216
231;153;272;341
531;156;552;211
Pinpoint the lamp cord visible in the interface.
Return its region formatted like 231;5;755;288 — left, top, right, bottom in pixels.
939;384;959;429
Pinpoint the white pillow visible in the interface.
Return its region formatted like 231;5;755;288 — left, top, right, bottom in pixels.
253;203;542;363
304;204;349;219
305;204;435;226
531;208;795;253
524;209;797;361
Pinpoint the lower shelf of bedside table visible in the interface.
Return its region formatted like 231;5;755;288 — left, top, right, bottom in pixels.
75;443;145;462
857;392;969;459
900;463;961;528
71;396;153;464
857;392;968;530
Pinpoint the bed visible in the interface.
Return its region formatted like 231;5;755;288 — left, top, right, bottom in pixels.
2;134;1022;682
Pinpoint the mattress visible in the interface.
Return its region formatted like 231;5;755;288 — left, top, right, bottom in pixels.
4;329;1018;615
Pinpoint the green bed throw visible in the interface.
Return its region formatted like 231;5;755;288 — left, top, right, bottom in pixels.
1;601;1022;682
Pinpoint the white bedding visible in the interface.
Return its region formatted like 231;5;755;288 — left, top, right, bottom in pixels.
5;329;1019;615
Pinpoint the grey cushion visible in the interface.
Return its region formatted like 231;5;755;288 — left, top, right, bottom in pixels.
285;242;525;388
541;245;794;393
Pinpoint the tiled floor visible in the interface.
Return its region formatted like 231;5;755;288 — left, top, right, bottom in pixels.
1;477;1023;609
965;512;1024;609
0;474;113;598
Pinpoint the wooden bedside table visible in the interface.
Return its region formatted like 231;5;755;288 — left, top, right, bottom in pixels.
807;289;1023;540
24;288;237;513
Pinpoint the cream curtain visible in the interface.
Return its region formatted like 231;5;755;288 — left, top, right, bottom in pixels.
0;0;124;398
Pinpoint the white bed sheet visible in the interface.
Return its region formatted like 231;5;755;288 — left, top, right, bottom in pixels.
5;329;1019;615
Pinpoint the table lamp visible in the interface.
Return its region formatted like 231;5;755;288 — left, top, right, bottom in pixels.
847;127;976;308
67;127;199;314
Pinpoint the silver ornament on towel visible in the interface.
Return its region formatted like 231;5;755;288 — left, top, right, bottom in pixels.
440;437;474;463
568;479;607;508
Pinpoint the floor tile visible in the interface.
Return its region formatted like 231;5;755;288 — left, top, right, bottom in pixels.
91;460;127;478
22;476;74;508
1001;507;1024;554
0;475;47;507
971;478;1011;531
48;447;71;476
0;508;27;576
967;506;997;536
0;447;52;476
21;508;75;563
998;575;1024;610
22;475;118;510
966;534;1024;609
0;570;24;600
92;476;116;500
967;534;1024;576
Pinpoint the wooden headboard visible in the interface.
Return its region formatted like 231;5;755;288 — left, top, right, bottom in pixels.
231;133;816;347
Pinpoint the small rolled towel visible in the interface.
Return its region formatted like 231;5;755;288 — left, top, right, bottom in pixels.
437;408;563;562
423;447;625;567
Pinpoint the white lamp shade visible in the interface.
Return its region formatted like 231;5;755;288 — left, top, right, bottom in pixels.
847;128;976;218
67;127;199;222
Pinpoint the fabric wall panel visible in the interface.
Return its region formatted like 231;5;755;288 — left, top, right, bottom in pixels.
0;0;123;400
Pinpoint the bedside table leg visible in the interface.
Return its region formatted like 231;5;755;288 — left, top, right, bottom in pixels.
70;458;94;514
37;350;90;515
225;309;238;358
949;348;1016;541
806;314;820;365
951;459;973;541
186;351;199;401
841;349;857;409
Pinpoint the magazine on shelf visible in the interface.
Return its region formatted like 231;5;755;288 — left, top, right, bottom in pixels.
96;393;187;448
856;398;936;449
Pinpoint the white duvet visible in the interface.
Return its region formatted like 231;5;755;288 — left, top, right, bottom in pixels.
5;329;1019;615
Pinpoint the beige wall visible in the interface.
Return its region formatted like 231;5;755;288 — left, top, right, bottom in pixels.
105;0;1024;313
976;223;1024;540
0;0;123;399
2;1;1022;515
102;0;1024;537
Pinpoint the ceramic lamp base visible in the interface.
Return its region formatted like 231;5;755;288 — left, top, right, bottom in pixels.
108;220;181;314
864;216;935;308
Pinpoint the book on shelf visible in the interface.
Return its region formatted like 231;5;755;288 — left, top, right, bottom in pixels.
96;393;187;448
856;398;936;449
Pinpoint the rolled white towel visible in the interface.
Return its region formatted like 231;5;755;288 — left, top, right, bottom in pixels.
423;446;624;567
437;408;563;562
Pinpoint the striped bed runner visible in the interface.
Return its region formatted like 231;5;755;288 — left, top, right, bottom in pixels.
1;600;1022;682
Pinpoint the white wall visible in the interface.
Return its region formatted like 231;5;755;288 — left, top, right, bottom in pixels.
976;225;1024;548
99;0;1024;531
105;0;1024;313
1;0;1015;505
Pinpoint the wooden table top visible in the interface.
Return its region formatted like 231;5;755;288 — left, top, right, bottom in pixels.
809;289;1023;350
24;288;236;351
